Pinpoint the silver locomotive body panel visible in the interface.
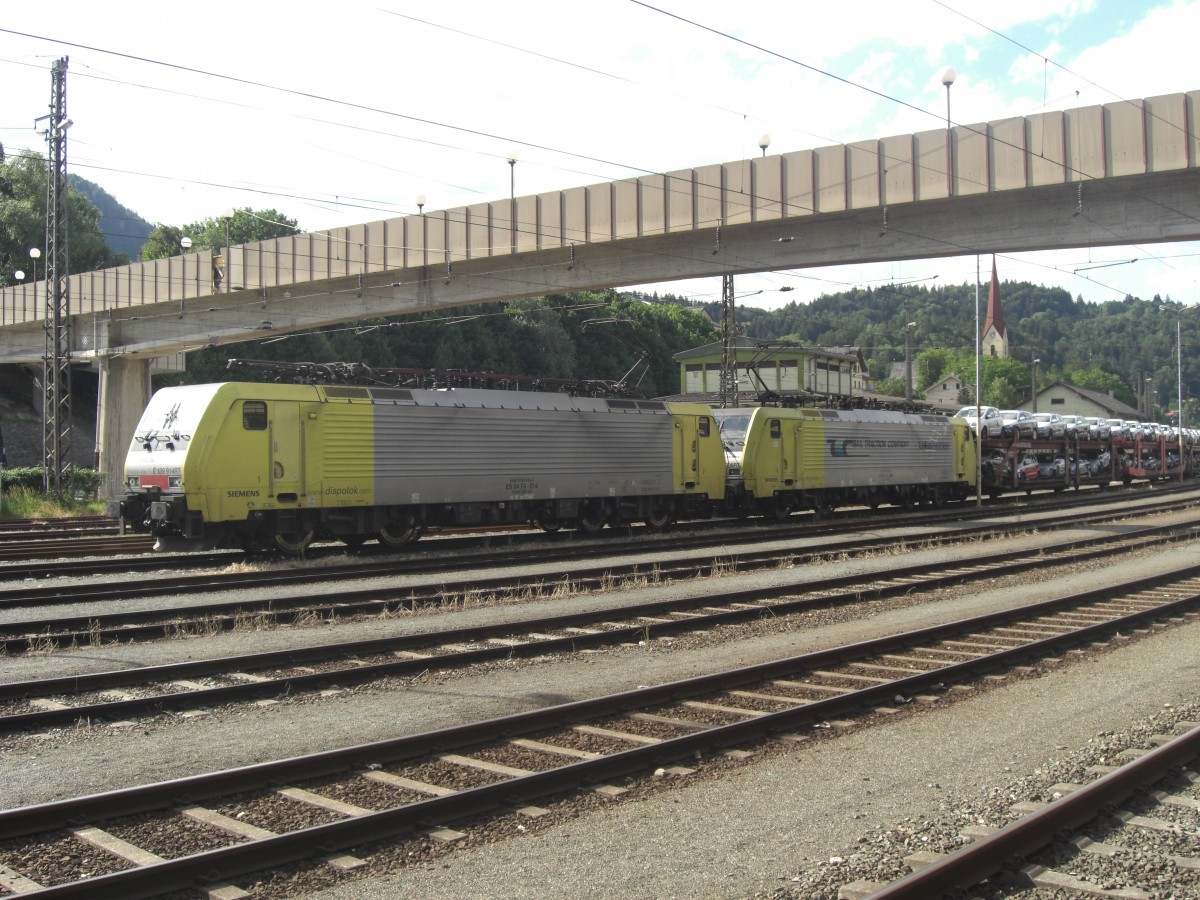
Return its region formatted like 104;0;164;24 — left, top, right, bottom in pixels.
820;410;957;487
370;390;676;506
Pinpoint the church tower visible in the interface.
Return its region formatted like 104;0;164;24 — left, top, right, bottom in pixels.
981;258;1009;359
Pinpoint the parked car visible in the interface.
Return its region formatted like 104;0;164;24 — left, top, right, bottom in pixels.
1031;412;1066;439
1016;455;1040;482
999;409;1037;439
1106;418;1127;438
1083;417;1111;439
955;405;1004;438
1060;415;1087;436
1038;457;1066;479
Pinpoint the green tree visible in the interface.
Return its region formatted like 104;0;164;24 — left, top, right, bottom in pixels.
0;149;121;287
141;208;299;261
1063;366;1135;407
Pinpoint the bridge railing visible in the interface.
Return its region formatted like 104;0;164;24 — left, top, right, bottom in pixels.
2;91;1195;329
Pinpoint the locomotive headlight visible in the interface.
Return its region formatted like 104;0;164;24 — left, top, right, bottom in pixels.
169;476;182;488
126;476;139;489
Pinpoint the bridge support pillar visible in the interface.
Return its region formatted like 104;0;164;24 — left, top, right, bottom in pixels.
97;355;152;508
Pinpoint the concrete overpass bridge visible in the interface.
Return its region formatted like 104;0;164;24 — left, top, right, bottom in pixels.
2;89;1199;497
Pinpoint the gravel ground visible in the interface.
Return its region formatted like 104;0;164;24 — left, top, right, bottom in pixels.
1;501;1198;898
297;615;1200;900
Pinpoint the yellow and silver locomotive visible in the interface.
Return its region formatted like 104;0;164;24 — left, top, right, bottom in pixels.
118;382;725;553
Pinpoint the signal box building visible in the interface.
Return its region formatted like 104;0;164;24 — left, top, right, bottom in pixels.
672;340;867;399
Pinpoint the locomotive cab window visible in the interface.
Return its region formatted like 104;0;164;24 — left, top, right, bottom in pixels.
698;417;711;437
770;420;781;439
242;401;268;431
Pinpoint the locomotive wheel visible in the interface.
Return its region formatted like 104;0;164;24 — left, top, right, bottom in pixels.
274;529;315;556
771;499;792;520
643;502;673;529
576;501;607;534
537;518;564;533
378;515;419;548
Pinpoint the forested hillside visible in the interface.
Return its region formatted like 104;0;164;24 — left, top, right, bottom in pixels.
67;175;152;263
682;281;1191;415
159;292;717;401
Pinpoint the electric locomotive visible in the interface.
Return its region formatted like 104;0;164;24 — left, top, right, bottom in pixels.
715;406;977;516
117;382;725;553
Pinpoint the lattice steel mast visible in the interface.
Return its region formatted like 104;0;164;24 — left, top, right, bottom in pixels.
718;274;737;408
43;56;72;493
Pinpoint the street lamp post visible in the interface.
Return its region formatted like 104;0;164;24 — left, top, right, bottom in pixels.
1156;304;1190;481
1031;357;1040;413
507;155;517;255
222;210;234;293
28;247;41;324
904;322;917;403
941;67;956;196
1176;317;1184;482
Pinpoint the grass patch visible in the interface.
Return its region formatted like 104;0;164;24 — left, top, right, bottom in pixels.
0;485;105;518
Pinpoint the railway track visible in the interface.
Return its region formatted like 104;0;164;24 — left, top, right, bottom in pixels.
0;515;117;538
4;495;1198;654
0;516;1196;737
0;481;1187;575
865;722;1200;898
0;535;152;562
1;563;1197;897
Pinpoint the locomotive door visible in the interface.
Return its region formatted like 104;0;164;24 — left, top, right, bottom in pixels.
269;402;304;500
676;416;701;488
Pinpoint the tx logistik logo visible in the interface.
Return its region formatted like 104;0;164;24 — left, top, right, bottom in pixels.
828;439;858;457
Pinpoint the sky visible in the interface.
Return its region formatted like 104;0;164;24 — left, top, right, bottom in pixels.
2;0;1199;311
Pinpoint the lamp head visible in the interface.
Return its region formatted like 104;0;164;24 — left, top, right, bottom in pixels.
29;247;41;260
941;67;957;88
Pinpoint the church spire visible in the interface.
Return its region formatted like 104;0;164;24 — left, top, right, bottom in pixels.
981;257;1009;358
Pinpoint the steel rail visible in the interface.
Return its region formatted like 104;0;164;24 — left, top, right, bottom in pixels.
7;570;1200;897
3;563;1198;840
866;723;1200;899
1;483;1192;584
0;497;1062;607
0;536;152;561
3;514;1195;657
5;521;1194;733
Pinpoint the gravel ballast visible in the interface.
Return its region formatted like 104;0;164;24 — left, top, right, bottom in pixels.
299;616;1200;900
1;512;1198;898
